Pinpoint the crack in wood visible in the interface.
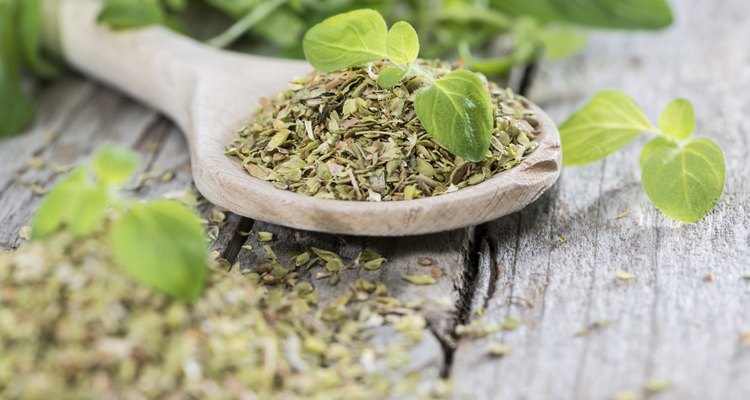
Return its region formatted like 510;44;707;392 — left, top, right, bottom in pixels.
220;217;255;263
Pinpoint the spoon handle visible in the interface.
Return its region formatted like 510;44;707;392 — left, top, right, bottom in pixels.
46;0;216;130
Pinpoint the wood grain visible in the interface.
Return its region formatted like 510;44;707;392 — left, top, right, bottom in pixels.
450;0;750;399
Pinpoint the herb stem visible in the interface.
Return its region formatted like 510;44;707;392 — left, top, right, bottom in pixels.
207;0;289;49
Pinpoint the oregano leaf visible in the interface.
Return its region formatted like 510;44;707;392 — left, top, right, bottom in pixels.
377;66;407;88
641;137;725;223
0;0;35;138
386;21;419;65
18;0;57;77
31;167;109;238
658;98;695;141
414;70;493;162
111;200;208;302
92;145;139;186
639;135;671;167
560;90;656;166
494;0;673;30
538;26;587;60
302;9;387;72
98;0;166;29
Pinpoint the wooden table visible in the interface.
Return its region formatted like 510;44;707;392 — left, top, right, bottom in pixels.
2;0;748;398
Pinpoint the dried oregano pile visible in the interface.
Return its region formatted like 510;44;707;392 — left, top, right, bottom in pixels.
227;60;539;201
0;231;447;399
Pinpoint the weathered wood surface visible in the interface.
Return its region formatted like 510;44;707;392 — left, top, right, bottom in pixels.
1;0;748;397
451;0;750;399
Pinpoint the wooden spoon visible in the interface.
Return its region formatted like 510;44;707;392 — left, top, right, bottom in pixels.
46;0;561;236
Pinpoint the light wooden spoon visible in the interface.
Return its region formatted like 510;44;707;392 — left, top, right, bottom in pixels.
46;0;561;236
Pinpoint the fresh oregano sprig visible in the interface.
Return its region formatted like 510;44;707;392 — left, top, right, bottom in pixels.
302;9;493;162
31;146;208;301
560;91;726;223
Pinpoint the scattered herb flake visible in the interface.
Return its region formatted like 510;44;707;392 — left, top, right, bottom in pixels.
18;226;32;241
263;244;277;260
615;269;636;281
645;378;672;393
402;274;437;285
485;343;511;357
417;257;434;266
576;319;609;337
615;211;631;220
614;390;641;400
256;231;274;242
501;317;521;330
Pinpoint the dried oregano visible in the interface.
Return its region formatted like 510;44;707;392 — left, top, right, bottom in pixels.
227;60;539;201
0;232;447;399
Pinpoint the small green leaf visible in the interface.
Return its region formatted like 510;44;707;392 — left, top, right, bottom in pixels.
18;0;57;77
302;9;387;72
377;66;407;88
31;167;109;238
386;21;419;65
539;26;588;60
414;70;493;162
641;137;725;223
402;274;437;285
658;98;695;141
560;91;655;166
493;0;673;30
0;0;35;137
639;136;671;167
98;0;166;29
111;200;208;301
92;145;139;186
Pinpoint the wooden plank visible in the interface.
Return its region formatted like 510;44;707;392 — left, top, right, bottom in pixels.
450;0;750;398
234;222;473;385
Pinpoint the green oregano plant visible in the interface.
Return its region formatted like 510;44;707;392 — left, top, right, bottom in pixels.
31;146;208;301
303;9;493;162
561;91;726;223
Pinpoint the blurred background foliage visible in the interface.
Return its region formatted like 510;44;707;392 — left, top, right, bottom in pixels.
1;0;673;137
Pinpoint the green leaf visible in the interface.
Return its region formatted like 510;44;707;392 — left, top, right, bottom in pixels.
539;26;587;60
98;0;166;29
92;145;140;186
658;98;695;141
492;0;673;30
0;0;35;137
111;200;208;302
377;66;407;88
302;9;388;72
639;136;671;167
18;0;57;77
31;167;109;238
386;21;419;65
560;90;655;166
414;70;493;162
458;42;518;76
641;137;725;223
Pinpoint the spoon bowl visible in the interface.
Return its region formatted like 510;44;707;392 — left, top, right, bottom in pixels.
49;0;561;236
